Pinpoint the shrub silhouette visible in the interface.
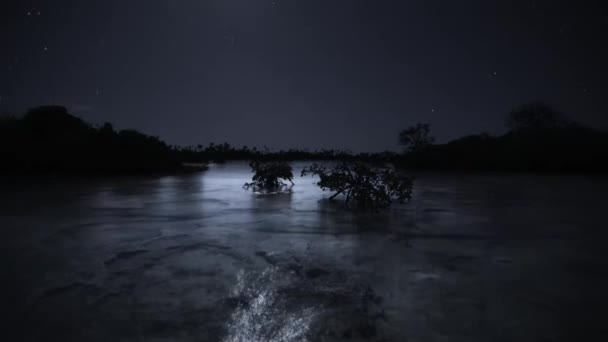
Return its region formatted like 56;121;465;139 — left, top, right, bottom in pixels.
243;160;294;191
301;161;413;209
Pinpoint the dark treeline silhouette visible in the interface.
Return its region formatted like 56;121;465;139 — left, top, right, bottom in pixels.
2;103;607;175
0;106;185;174
398;102;608;172
0;106;391;175
177;143;397;163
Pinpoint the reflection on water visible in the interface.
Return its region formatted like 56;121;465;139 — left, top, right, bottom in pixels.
224;268;317;342
1;163;607;341
223;248;387;342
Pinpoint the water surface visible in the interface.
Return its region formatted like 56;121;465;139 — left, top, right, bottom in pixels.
2;163;607;341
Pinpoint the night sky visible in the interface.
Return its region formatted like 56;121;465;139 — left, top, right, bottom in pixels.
1;1;607;152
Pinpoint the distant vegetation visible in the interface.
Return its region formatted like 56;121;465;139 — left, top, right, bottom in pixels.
0;106;186;174
2;103;607;175
180;144;395;164
243;160;294;191
0;106;395;175
302;161;413;209
398;102;608;172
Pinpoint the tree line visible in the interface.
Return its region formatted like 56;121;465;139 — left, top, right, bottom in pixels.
0;106;180;174
1;102;607;175
398;102;608;172
0;105;392;175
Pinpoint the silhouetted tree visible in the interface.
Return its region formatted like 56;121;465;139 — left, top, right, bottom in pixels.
243;160;294;191
301;161;413;209
399;123;435;153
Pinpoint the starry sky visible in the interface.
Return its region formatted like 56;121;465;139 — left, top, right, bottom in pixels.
1;0;607;152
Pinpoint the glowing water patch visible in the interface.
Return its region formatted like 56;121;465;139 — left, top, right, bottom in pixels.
223;268;318;342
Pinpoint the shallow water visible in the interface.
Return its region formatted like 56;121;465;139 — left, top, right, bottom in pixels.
1;163;607;341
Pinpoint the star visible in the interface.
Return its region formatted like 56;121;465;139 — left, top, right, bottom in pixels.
37;11;41;16
431;109;435;113
27;11;31;16
492;71;497;76
43;46;48;51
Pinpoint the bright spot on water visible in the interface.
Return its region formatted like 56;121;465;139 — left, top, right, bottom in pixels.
223;269;318;342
